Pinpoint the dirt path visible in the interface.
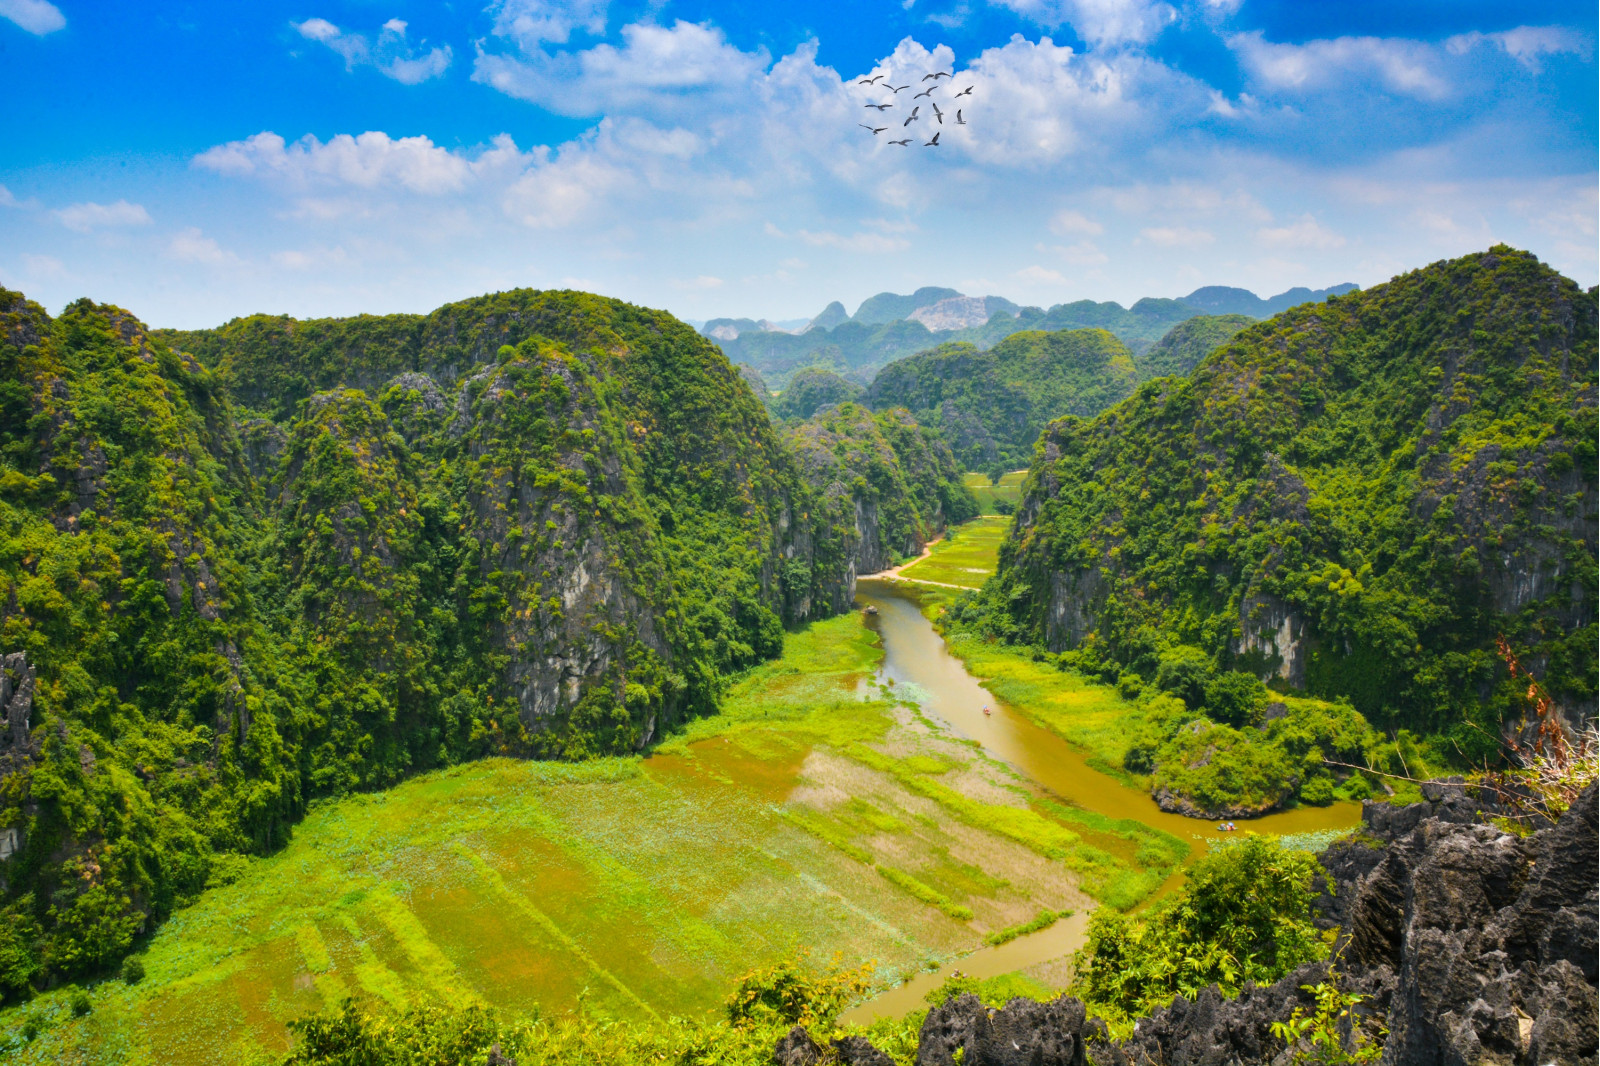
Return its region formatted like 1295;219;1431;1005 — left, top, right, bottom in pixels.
858;538;980;591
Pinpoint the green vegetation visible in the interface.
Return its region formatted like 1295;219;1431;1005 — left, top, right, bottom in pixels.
984;908;1067;947
973;248;1596;798
899;516;1010;588
1;608;1174;1061
865;329;1140;469
964;469;1026;516
786;402;978;569
0;284;913;999
771;367;863;421
1136;314;1255;381
1071;835;1326;1022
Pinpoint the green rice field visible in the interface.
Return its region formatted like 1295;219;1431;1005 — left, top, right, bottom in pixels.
898;515;1010;589
963;470;1027;515
2;609;1184;1064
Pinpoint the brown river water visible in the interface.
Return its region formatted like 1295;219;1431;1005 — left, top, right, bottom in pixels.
840;578;1360;1024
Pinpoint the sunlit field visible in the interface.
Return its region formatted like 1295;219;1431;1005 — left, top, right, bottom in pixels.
899;515;1010;588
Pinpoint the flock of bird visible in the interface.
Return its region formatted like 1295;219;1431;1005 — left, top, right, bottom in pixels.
855;70;973;147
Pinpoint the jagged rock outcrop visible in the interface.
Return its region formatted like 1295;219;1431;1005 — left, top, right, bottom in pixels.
779;783;1598;1066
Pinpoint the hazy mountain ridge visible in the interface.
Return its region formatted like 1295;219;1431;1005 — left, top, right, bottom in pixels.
702;282;1355;389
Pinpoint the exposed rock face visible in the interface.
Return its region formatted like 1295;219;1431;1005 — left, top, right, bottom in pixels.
916;993;1094;1066
909;297;997;333
777;783;1598;1066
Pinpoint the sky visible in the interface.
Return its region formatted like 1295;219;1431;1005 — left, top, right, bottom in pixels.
0;0;1595;328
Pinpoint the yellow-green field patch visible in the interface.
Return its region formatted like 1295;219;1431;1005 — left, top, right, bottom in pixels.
899;516;1010;588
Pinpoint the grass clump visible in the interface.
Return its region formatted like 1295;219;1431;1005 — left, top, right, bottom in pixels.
875;867;974;921
984;909;1069;947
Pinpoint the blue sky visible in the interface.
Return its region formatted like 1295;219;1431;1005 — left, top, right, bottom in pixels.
1;0;1594;328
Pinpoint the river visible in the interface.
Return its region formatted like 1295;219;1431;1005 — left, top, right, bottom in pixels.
840;577;1360;1024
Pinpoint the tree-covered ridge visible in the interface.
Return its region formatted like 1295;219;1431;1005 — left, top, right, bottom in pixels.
786;402;978;575
1136;314;1256;382
993;247;1597;747
864;328;1140;470
0;286;872;1000
771;367;863;422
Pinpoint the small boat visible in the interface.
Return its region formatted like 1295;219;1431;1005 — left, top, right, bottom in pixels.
981;705;992;716
863;605;878;615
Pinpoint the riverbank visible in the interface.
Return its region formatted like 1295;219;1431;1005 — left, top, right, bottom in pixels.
0;601;1183;1062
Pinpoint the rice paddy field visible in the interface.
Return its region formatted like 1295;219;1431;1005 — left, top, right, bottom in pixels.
897;516;1010;589
963;470;1027;515
2;603;1185;1064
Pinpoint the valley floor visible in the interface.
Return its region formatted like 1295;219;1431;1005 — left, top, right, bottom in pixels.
2;593;1184;1064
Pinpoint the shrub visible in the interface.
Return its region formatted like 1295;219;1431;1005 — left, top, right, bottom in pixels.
121;956;145;985
1204;671;1268;727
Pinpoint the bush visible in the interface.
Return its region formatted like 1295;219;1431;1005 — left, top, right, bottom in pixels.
70;989;92;1017
1073;835;1325;1019
1155;645;1212;708
1204;671;1268;727
121;956;145;985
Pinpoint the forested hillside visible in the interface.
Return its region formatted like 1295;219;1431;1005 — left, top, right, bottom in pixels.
786;403;978;573
988;248;1597;746
0;287;936;998
770;366;862;421
865;328;1140;469
1135;314;1255;381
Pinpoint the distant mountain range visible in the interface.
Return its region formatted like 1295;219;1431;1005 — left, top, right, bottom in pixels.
702;282;1357;389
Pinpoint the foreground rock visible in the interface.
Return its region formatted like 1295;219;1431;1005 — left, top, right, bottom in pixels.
779;782;1598;1065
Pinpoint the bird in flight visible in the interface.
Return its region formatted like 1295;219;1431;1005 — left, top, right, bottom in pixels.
885;83;910;93
903;106;920;125
932;103;944;124
858;75;884;85
955;85;974;97
925;132;941;146
889;138;911;146
859;124;888;134
955;109;966;125
864;102;892;111
923;71;951;81
914;86;936;99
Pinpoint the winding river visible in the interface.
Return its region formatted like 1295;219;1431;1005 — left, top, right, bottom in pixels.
841;578;1360;1023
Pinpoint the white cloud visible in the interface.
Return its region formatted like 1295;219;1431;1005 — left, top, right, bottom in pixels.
1138;225;1213;247
56;200;152;232
1049;209;1103;235
195;131;475;194
986;0;1175;47
0;0;64;35
474;19;767;117
1044;239;1109;265
272;246;350;271
1229;32;1448;99
1256;214;1345;249
1016;264;1070;284
672;275;724;290
1446;25;1591;72
793;228;910;253
21;253;65;278
168;227;240;265
293;16;452;84
0;185;20;208
490;0;608;47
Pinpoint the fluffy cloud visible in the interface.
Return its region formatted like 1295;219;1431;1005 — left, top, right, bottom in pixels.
1256;215;1345;250
1446;25;1592;72
1228;32;1448;99
1050;209;1104;235
489;0;608;47
168;227;239;265
986;0;1175;47
0;0;65;35
195;131;475;194
294;16;452;84
56;200;152;232
1138;225;1213;247
474;19;767;117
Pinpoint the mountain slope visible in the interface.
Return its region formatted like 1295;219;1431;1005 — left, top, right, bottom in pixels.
1182;283;1359;317
1136;314;1256;381
865;328;1140;469
771;366;862;421
0;287;868;997
993;247;1597;743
